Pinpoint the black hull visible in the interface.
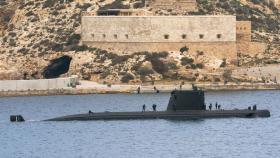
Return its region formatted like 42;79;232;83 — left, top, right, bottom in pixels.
45;110;270;121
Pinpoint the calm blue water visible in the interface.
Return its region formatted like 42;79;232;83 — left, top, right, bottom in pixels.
0;91;280;158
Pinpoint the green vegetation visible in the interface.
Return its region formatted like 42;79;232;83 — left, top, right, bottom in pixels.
121;73;134;83
180;46;189;53
181;57;194;66
98;0;130;11
220;58;227;67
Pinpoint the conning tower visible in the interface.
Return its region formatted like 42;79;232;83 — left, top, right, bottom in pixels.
167;90;205;111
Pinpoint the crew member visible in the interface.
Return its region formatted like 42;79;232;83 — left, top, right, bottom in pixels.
88;110;93;114
209;103;212;111
215;102;218;110
142;104;146;112
152;104;157;111
253;104;257;111
218;105;221;110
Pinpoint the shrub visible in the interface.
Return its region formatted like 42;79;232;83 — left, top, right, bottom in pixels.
18;48;29;54
196;63;204;69
111;55;131;65
251;0;261;4
137;66;154;76
43;0;56;8
180;46;189;53
189;63;203;69
72;45;88;52
51;43;63;52
150;59;167;74
166;62;178;70
66;34;81;45
25;11;34;17
223;69;232;81
98;0;130;10
76;3;92;11
220;58;227;67
181;57;194;65
121;73;134;83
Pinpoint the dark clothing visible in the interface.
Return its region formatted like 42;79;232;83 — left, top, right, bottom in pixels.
253;105;257;111
152;104;157;111
218;105;221;110
142;104;146;112
209;104;212;111
215;103;218;110
88;110;93;114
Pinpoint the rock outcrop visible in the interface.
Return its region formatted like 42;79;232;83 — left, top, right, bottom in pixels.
0;0;279;84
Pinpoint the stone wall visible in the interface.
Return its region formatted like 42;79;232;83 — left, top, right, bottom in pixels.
237;42;266;56
84;41;237;61
82;15;237;61
82;16;236;43
0;76;79;91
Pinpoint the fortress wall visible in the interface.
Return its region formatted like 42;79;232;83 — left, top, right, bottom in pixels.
84;41;237;61
237;42;266;56
82;16;236;43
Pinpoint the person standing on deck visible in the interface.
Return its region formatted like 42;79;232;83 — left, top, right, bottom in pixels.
142;104;146;112
215;102;218;110
152;104;157;112
209;103;212;111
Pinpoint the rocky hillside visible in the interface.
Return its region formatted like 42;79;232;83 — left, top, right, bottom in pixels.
0;0;279;84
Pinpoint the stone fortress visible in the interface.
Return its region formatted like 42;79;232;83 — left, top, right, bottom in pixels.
81;0;266;63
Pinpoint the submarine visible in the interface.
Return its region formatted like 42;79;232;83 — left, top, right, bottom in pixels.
44;90;270;121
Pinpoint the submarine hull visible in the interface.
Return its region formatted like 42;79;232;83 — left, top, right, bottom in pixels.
45;110;270;121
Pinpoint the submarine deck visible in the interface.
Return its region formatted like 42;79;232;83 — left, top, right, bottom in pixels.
45;109;270;121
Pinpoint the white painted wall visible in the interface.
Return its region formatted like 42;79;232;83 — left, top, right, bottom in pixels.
0;76;79;91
